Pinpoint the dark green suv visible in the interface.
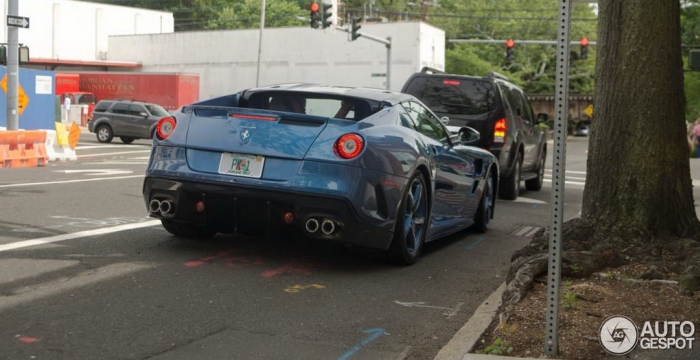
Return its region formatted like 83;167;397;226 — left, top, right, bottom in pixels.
401;68;548;200
88;99;170;144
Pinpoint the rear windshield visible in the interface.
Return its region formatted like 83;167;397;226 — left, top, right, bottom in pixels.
145;104;170;117
244;91;378;121
403;76;497;115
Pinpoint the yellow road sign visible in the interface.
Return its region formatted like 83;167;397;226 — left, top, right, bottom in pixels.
1;74;29;115
585;104;593;118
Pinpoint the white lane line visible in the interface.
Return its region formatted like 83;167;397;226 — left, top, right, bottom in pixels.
77;145;150;150
545;175;586;181
544;179;586;186
0;220;161;253
78;150;152;158
545;169;587;175
0;175;144;188
514;226;534;237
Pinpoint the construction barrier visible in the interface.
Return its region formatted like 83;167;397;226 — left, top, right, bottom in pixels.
46;122;79;162
0;130;49;168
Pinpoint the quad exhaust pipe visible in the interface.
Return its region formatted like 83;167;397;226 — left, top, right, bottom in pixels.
305;218;319;233
149;199;174;215
305;217;339;235
321;220;336;235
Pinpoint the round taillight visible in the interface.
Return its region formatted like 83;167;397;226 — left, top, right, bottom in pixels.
334;133;364;159
156;117;177;140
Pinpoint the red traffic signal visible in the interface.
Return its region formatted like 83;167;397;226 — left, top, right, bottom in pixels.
505;38;514;48
580;37;589;46
310;2;319;11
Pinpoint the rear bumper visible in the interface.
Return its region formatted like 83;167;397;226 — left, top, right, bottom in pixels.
143;146;408;249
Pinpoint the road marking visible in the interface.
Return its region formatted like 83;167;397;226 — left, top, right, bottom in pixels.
545;169;587;175
337;328;385;360
77;144;151;150
0;220;160;252
284;284;326;293
0;175;144;188
394;300;464;317
78;150;152;158
464;235;487;250
544;178;586;186
56;169;134;176
513;197;547;204
512;226;544;238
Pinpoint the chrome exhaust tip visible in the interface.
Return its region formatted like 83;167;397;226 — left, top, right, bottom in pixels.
159;200;172;214
149;199;161;213
321;220;336;235
305;218;319;233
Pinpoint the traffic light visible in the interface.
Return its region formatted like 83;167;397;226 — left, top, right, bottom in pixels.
322;2;333;29
580;37;589;60
351;18;361;41
505;38;514;62
310;2;320;29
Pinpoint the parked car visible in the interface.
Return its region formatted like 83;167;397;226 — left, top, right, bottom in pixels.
401;68;548;200
143;84;499;264
87;99;171;143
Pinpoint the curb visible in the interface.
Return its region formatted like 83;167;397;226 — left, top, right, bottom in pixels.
434;282;505;360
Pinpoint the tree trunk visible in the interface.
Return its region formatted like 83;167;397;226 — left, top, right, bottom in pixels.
583;0;700;237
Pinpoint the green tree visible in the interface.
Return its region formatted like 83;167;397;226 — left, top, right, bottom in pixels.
504;0;700;312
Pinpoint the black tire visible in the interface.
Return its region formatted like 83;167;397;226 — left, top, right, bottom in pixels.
120;137;135;144
472;170;495;233
387;172;429;265
96;125;113;143
161;220;217;239
526;150;546;191
499;153;522;200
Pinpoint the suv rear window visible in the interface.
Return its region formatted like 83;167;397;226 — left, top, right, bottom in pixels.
94;101;113;112
403;76;497;115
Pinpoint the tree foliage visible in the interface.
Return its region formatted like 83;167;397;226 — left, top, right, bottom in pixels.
75;0;700;116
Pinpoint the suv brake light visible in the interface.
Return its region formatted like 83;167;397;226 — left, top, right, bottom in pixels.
443;80;460;86
156;117;177;140
494;118;506;143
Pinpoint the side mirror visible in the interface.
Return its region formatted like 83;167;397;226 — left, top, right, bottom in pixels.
536;113;549;124
440;116;450;125
458;126;480;145
140;112;149;118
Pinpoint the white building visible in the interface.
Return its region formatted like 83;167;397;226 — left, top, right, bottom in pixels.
108;22;445;96
11;0;444;98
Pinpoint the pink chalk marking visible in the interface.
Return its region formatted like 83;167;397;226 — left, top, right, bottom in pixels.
224;256;264;268
18;336;39;343
184;249;236;267
261;260;326;277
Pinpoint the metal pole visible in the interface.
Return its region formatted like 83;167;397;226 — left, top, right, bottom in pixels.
6;0;19;130
544;0;572;356
255;0;266;87
385;37;391;90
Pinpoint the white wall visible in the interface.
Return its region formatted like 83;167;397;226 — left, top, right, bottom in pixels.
2;0;173;61
107;22;445;98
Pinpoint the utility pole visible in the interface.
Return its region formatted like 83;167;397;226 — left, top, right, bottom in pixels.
6;0;19;130
255;0;266;87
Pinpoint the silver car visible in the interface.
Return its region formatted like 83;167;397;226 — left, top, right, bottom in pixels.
88;99;170;143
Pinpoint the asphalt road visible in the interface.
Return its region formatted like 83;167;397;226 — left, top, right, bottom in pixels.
0;134;655;360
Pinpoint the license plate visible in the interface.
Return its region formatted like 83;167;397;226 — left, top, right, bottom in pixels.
218;152;265;178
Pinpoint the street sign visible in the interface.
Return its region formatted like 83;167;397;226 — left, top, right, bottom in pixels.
585;104;593;118
1;74;29;115
7;15;29;28
371;73;386;77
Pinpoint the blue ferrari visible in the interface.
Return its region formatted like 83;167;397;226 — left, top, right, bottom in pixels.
143;84;498;264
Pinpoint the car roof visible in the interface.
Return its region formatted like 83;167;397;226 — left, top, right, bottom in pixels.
406;69;517;87
241;83;415;106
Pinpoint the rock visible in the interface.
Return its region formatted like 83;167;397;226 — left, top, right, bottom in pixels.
678;266;700;295
639;265;665;280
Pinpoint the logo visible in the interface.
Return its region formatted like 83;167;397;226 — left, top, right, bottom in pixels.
239;128;254;144
599;316;639;355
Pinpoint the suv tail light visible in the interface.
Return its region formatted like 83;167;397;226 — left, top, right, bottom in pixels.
156;117;177;140
334;133;364;159
494;118;506;143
